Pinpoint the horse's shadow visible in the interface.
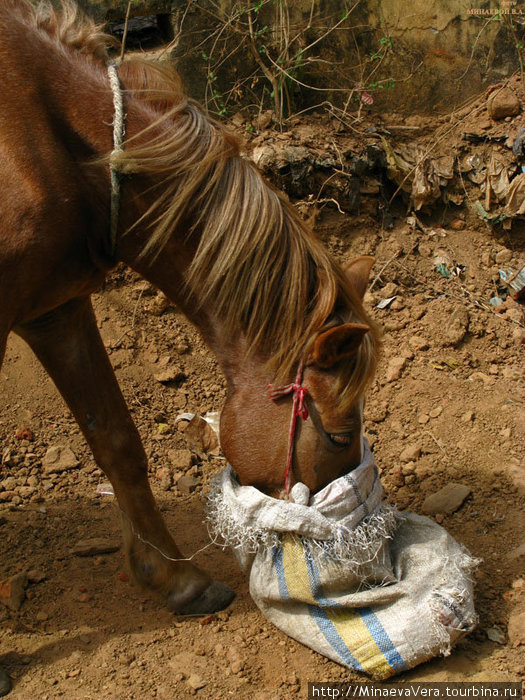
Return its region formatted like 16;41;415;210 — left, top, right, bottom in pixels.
0;490;247;686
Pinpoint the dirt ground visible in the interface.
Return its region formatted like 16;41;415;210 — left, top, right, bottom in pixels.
1;157;524;696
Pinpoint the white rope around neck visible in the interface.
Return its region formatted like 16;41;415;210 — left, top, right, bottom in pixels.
107;61;125;255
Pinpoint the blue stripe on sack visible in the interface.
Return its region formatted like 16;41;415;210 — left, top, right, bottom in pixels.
307;604;364;671
302;541;339;608
302;541;363;671
358;607;406;671
272;544;291;601
304;541;405;673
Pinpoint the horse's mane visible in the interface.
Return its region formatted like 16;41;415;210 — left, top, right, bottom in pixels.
19;0;380;405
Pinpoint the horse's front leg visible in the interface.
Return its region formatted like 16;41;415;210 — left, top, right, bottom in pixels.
16;297;234;614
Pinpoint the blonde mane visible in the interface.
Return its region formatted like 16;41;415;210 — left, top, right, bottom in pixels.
22;0;380;405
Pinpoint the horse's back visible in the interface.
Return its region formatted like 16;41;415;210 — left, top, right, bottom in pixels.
0;4;107;332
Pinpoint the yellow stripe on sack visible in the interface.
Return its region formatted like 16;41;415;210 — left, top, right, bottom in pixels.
280;534;393;679
327;607;394;679
280;534;317;605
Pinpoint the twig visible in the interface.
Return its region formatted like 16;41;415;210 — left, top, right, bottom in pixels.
423;430;446;454
369;253;399;291
119;1;132;63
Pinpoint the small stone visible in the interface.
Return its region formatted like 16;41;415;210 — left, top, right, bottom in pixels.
512;327;525;344
381;282;399;297
149;292;171;316
186;674;207;691
429;406;443;418
485;626;506;644
15;426;34;441
27;569;47;583
449;218;465;230
400;444;421;463
71;538;119;557
401;461;416;475
422;482;471;515
461;410;475;423
385;356;408;382
35;610;49;622
175;341;189;355
495;248;513;264
365;404;387;422
507;610;525;646
154;367;186;384
167;449;193;471
409;335;429;351
488;87;520;120
418;413;430;425
444;307;469;347
468;371;494;386
42;445;79;474
0;572;27;611
176;474;198;494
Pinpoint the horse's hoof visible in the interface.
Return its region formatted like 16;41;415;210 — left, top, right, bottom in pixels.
0;665;12;697
168;579;235;615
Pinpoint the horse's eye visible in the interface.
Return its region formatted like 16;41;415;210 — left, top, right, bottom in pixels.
328;432;354;447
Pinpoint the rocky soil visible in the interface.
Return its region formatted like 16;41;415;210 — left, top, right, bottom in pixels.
1;132;524;696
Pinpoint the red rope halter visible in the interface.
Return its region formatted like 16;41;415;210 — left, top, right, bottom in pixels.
268;363;309;495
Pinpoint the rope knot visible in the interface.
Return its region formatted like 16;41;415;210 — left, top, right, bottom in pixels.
267;363;308;494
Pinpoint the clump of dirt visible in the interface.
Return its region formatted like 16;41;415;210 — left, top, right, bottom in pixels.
1;119;524;697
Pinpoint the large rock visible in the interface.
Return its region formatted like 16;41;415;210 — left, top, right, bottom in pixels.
488;88;520;120
422;482;471;515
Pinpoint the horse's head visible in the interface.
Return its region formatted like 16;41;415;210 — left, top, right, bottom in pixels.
220;256;379;498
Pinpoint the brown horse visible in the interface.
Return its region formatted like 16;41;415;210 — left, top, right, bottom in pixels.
0;0;379;621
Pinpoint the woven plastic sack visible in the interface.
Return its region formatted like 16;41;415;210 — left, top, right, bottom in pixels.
207;440;478;680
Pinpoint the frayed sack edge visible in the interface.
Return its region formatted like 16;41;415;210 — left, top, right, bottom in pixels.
206;468;401;571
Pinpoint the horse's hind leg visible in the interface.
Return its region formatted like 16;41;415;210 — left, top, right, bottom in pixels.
16;297;234;614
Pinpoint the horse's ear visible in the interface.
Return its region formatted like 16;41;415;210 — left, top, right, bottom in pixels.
311;323;370;369
344;256;375;300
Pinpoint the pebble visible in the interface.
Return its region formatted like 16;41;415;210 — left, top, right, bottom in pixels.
495;248;513;264
176;474;199;494
485;626;506;644
153;367;185;384
365;404;388;422
409;335;429;351
42;445;79;474
418;413;430;425
385;356;408;382
422;482;471;515
381;282;399;297
429;406;443;418
399;444;421;463
167;449;193;471
0;572;27;611
186;674;207;690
